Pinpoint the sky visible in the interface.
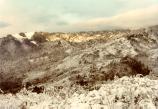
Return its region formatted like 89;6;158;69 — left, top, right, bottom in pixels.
0;0;158;35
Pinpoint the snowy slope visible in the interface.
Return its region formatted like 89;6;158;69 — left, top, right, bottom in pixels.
0;26;158;109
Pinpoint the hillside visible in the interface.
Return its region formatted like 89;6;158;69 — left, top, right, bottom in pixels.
0;25;158;109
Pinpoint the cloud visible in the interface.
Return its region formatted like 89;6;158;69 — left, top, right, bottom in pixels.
0;21;10;28
56;21;69;26
75;5;158;30
0;0;158;35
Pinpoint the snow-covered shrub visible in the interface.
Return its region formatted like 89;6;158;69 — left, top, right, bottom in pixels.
69;56;150;91
0;76;158;109
64;76;158;109
101;56;150;80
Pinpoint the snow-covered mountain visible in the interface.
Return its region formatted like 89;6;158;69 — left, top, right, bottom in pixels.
0;25;158;109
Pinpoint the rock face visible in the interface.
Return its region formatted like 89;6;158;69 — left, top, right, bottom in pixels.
0;25;158;108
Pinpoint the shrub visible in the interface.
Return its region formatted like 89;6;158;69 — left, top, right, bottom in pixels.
32;32;47;43
103;56;150;79
69;56;150;90
0;79;23;94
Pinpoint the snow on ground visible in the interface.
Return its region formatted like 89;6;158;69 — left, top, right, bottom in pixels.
65;76;158;109
12;32;35;42
0;76;158;109
0;27;158;109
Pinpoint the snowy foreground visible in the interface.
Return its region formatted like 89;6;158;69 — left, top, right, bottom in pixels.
0;76;158;109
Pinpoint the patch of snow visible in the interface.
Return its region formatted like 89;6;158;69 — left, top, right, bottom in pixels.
23;71;46;84
12;32;35;42
12;33;24;42
56;54;81;70
25;32;35;40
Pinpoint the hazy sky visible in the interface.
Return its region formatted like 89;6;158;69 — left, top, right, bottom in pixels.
0;0;158;35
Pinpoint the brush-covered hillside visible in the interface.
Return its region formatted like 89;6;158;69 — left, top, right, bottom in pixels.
0;25;158;109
